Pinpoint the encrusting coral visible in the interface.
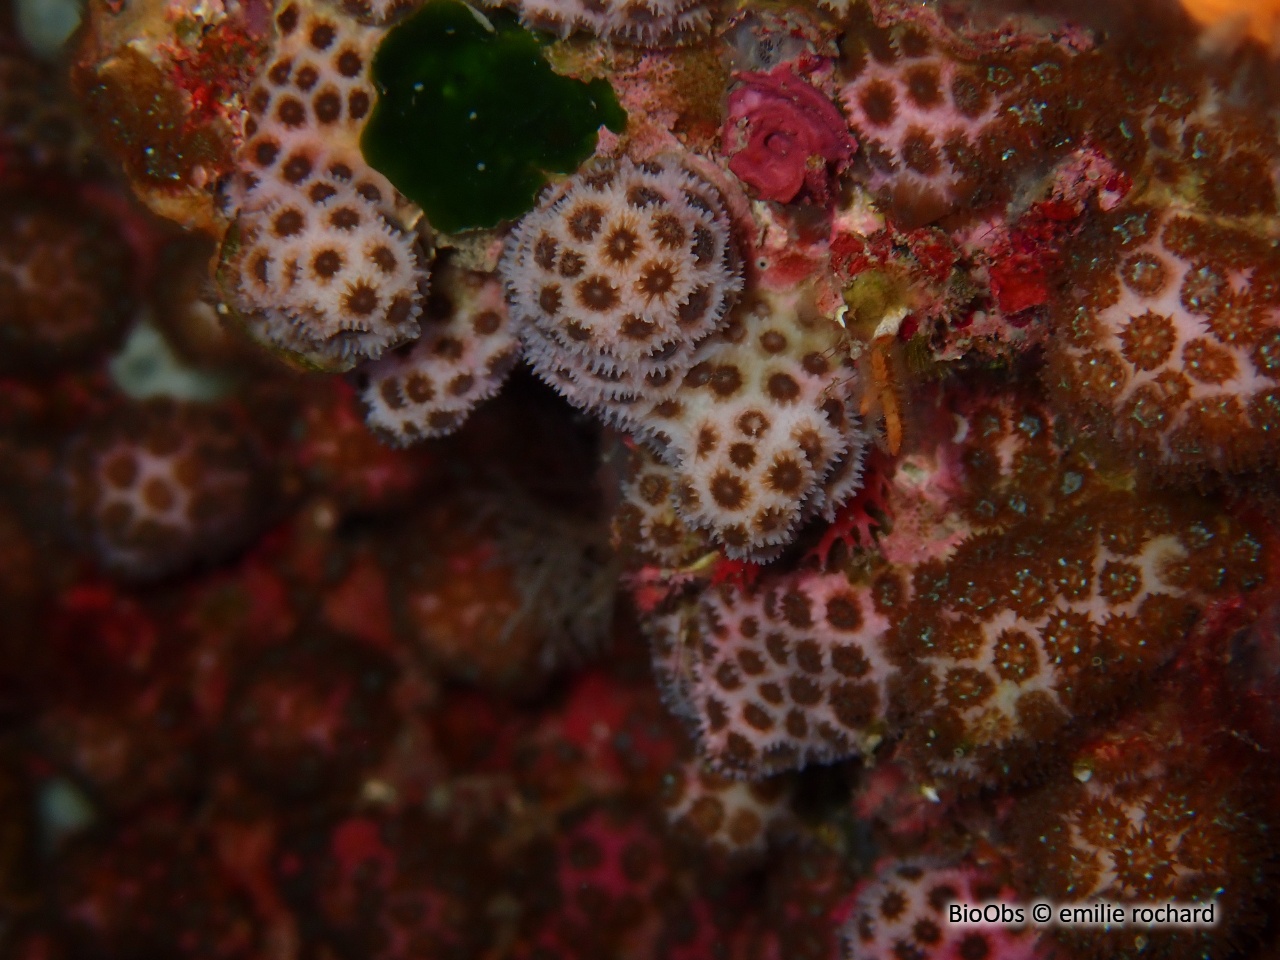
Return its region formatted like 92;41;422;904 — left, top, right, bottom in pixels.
218;0;428;369
646;288;868;559
0;196;133;371
500;155;875;558
886;484;1262;785
651;569;896;777
661;759;794;856
505;154;874;559
480;0;718;47
610;439;714;569
222;177;425;367
1012;685;1280;959
59;400;269;581
227;0;394;217
837;15;1016;228
355;257;522;443
841;857;1044;960
644;383;1264;790
1046;203;1280;475
503;154;742;418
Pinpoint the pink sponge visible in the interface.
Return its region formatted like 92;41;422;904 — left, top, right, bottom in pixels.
723;65;855;205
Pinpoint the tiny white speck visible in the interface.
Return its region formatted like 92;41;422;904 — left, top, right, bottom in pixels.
468;111;477;120
413;82;424;92
477;162;486;171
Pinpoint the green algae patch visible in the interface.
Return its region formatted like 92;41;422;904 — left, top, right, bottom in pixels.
361;0;626;234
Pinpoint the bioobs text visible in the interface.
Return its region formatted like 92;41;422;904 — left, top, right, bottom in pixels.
948;903;1025;925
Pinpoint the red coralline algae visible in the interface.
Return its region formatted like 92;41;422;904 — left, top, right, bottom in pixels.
519;666;681;805
38;671;203;812
223;631;398;798
297;811;488;958
508;798;749;960
808;448;892;567
723;65;855;205
543;805;674;953
46;582;161;692
54;812;263;959
291;378;434;515
979;171;1115;318
70;1;271;232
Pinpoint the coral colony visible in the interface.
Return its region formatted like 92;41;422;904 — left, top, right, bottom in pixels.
8;0;1280;956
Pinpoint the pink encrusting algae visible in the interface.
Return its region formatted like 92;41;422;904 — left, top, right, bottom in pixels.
4;0;1280;958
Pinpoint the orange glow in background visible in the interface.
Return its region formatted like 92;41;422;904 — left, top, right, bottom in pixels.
1181;0;1280;46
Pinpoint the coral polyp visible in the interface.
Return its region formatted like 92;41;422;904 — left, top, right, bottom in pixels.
659;568;896;777
214;0;430;369
503;154;741;409
6;0;1280;956
1047;204;1280;474
355;257;521;442
59;400;270;581
482;0;718;47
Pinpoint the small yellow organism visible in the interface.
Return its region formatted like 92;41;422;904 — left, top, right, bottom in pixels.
836;270;910;456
